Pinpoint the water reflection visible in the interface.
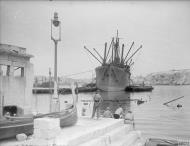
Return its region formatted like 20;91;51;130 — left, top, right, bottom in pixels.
99;91;131;114
32;86;190;139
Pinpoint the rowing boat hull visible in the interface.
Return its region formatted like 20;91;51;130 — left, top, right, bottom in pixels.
60;107;78;127
35;106;78;128
0;107;77;140
0;117;33;140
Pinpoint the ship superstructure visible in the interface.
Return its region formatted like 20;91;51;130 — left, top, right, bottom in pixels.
84;31;142;91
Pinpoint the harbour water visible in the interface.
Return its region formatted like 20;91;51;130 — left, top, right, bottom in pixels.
32;85;190;140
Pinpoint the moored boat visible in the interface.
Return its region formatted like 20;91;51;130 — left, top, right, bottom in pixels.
35;83;78;127
0;116;33;140
125;85;154;92
0;106;34;140
34;104;77;127
0;84;78;140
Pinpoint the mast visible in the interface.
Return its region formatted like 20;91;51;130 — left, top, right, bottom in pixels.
128;59;133;66
105;38;114;61
121;44;124;64
103;42;107;64
84;46;102;64
126;45;142;64
111;40;114;63
114;31;120;63
129;62;134;67
123;41;134;63
93;48;104;61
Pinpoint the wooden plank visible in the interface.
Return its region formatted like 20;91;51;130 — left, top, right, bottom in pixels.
163;96;184;105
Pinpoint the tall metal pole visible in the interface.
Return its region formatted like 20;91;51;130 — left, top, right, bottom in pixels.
0;66;3;118
50;12;61;112
54;40;58;97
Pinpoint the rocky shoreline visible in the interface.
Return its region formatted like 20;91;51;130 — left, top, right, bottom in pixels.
132;69;190;86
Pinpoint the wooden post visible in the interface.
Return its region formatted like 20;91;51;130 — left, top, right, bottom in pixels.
163;96;184;105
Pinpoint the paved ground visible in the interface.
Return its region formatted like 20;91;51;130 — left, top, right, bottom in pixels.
0;117;125;146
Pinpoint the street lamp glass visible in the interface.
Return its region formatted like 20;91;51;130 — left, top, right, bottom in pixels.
53;20;60;27
53;12;59;27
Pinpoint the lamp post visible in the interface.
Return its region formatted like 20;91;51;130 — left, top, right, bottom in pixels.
0;66;3;118
50;12;61;112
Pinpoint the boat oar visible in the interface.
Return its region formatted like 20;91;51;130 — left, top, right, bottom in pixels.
163;96;184;105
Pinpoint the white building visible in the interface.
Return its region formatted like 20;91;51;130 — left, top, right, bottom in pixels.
0;44;34;116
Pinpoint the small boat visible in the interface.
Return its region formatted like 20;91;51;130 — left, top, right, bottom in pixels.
137;100;145;105
35;83;78;127
0;104;77;140
145;138;189;146
0;106;34;140
125;85;153;92
34;104;78;127
0;84;78;140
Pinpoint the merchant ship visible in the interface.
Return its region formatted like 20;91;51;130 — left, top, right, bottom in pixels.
84;31;142;91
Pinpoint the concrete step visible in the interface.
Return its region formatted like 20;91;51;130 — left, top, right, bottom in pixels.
131;138;146;146
79;124;132;146
109;131;142;146
0;118;140;146
54;118;124;146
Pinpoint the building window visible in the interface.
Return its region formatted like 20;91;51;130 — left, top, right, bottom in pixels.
13;67;24;77
0;65;10;76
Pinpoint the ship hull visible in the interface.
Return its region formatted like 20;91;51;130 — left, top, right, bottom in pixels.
95;65;130;91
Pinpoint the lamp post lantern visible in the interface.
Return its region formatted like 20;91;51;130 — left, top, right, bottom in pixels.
50;12;61;112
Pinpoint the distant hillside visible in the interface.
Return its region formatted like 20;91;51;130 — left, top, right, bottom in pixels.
35;69;190;87
34;76;94;87
132;69;190;85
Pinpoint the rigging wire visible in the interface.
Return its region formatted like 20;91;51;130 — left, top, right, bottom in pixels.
62;69;94;78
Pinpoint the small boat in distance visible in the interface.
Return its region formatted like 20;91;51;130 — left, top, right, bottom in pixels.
84;31;142;91
125;85;153;92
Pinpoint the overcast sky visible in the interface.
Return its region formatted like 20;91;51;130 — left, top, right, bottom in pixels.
0;1;190;78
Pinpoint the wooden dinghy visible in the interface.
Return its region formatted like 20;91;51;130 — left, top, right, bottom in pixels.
0;116;33;140
35;83;78;127
0;83;78;140
34;104;78;127
0;105;77;140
